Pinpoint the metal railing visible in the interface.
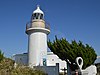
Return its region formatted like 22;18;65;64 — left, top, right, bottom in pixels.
26;20;50;30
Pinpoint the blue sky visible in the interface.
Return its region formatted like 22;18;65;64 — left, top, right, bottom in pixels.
0;0;100;57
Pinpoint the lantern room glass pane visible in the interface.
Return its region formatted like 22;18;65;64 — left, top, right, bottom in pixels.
36;13;39;19
32;13;44;20
40;14;43;19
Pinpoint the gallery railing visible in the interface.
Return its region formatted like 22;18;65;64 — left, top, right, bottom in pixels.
26;20;50;30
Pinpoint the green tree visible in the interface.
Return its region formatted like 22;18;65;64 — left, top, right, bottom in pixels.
48;36;97;70
0;50;4;62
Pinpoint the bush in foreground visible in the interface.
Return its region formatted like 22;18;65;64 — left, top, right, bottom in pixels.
0;58;46;75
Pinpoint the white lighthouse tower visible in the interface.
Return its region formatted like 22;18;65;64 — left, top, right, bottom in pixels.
26;6;50;67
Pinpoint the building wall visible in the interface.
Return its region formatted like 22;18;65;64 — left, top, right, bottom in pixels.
47;52;67;72
13;52;67;73
28;32;47;66
35;63;59;75
13;53;28;65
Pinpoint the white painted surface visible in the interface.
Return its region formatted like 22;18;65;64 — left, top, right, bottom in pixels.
47;52;67;72
75;57;97;75
82;65;97;75
26;6;50;67
13;53;28;65
13;52;67;72
33;6;44;15
28;32;47;67
76;57;83;70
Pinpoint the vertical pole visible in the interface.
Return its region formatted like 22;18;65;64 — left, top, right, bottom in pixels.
75;70;78;75
67;63;71;75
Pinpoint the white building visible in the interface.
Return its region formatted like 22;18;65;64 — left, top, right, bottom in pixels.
47;52;67;72
13;52;67;72
13;53;28;65
26;6;50;67
13;6;67;73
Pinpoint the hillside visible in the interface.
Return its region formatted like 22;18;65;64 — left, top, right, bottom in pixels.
0;58;46;75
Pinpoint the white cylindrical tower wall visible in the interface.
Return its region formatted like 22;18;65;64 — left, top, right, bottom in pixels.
26;6;50;67
28;32;47;66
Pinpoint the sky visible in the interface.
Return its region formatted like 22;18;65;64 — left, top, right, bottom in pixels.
0;0;100;57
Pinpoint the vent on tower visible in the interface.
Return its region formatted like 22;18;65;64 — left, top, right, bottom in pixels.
31;6;44;20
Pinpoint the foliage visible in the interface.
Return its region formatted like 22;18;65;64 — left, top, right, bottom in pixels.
0;58;46;75
48;36;97;69
0;58;14;75
11;66;46;75
0;50;4;62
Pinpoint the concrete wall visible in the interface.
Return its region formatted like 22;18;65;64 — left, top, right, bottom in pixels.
47;52;67;72
13;52;67;73
28;32;47;67
35;63;59;75
13;53;28;65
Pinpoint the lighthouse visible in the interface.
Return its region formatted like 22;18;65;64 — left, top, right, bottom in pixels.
26;6;50;67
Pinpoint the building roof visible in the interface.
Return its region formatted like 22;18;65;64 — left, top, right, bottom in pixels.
94;56;100;64
33;6;44;14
